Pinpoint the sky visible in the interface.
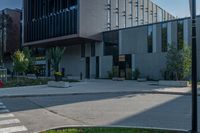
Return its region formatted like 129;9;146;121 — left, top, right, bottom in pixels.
152;0;200;17
0;0;199;18
0;0;22;10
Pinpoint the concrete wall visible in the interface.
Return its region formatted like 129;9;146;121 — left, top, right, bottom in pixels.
79;0;174;41
116;17;200;80
119;0;126;28
119;26;147;54
59;42;105;79
134;53;167;80
95;42;104;56
100;56;113;78
79;0;107;40
85;43;91;57
60;45;83;79
90;57;96;78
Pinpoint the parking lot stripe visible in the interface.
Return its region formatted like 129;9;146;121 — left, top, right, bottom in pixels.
0;113;15;119
0;125;28;133
0;119;20;125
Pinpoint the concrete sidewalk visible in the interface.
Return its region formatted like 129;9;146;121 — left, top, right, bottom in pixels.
0;80;193;98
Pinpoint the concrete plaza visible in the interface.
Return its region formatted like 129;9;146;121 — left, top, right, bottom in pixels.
0;79;192;98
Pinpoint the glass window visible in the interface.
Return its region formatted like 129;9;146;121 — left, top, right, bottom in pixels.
81;44;85;58
25;0;78;42
162;23;168;52
177;20;184;49
91;43;96;57
147;25;153;53
103;31;119;56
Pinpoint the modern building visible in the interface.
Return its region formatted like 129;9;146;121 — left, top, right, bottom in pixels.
102;16;200;80
22;0;181;79
0;8;22;68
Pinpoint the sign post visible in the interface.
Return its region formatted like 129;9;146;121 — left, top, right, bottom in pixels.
189;0;198;132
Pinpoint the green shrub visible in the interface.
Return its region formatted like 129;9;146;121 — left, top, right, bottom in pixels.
126;68;132;80
12;50;29;75
47;47;66;72
163;45;191;80
107;71;113;79
107;66;119;79
112;66;119;77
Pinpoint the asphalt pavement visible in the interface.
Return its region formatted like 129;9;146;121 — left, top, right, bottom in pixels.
0;92;198;133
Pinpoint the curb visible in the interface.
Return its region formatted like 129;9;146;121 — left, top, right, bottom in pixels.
0;90;192;99
37;125;188;133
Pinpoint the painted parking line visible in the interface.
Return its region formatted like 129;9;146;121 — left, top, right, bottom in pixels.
0;119;21;126
0;125;28;133
0;113;15;119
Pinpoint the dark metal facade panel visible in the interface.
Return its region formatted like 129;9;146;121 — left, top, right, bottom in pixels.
24;0;78;43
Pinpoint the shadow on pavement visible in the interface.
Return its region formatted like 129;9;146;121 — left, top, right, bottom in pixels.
1;92;197;131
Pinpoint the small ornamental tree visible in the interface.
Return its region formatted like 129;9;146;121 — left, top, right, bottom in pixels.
23;47;35;74
12;50;29;79
164;45;191;80
47;47;66;72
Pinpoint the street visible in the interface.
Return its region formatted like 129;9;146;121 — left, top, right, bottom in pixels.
0;93;197;133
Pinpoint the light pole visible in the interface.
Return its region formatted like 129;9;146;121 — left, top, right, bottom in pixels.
190;0;198;133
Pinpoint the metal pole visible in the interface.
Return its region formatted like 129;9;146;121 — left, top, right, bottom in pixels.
190;0;198;132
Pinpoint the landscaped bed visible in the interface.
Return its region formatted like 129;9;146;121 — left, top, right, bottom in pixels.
3;77;79;88
42;128;184;133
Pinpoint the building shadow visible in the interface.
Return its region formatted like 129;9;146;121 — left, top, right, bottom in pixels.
109;95;197;131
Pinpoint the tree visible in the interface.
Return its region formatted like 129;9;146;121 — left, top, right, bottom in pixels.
164;45;191;80
47;47;66;72
23;47;35;74
12;50;29;77
182;46;192;79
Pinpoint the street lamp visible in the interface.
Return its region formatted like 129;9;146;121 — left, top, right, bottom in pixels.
189;0;198;133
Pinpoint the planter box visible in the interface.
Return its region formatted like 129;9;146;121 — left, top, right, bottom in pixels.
159;80;189;87
112;77;125;81
137;78;147;82
48;81;70;88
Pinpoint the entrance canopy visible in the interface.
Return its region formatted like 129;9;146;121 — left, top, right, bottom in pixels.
23;34;100;48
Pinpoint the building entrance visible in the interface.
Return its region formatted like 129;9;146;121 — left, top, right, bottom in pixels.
113;55;132;79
